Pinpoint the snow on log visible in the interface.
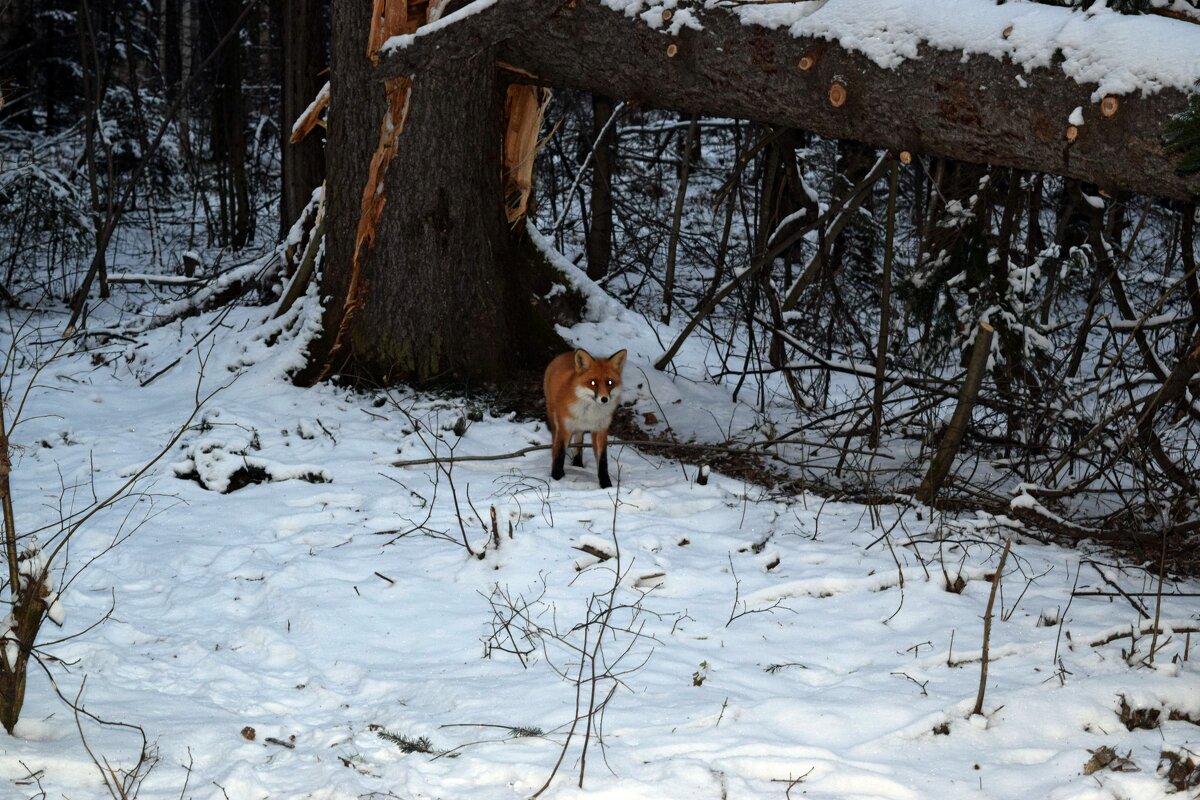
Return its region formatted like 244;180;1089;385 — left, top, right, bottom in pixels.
377;0;1200;200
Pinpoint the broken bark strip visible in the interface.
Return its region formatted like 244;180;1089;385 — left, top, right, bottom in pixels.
915;323;994;504
379;0;1200;200
275;199;326;319
503;84;550;224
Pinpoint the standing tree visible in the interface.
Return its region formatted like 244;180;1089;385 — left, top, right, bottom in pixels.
297;1;564;387
204;0;253;249
280;0;327;236
586;93;617;281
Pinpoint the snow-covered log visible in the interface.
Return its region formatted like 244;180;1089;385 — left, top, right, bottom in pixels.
378;0;1200;200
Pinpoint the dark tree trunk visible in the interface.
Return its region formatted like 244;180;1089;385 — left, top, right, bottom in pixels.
206;0;252;249
280;0;326;236
354;55;511;382
160;0;182;93
300;4;562;387
0;1;31;129
586;93;615;281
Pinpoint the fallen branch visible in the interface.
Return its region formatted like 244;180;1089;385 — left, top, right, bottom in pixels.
1087;560;1149;619
915;322;994;504
1090;623;1200;647
390;435;878;469
105;273;208;287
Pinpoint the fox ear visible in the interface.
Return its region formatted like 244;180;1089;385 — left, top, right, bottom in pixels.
574;349;594;373
608;349;628;372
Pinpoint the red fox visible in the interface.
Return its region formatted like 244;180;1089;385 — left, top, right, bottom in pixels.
543;348;628;488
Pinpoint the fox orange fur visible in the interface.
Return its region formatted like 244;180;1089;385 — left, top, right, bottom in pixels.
543;348;628;488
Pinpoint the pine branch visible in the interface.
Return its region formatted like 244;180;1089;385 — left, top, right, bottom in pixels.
1165;94;1200;176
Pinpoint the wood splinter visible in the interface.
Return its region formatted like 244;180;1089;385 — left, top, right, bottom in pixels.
1100;95;1119;118
829;81;847;108
666;43;678;58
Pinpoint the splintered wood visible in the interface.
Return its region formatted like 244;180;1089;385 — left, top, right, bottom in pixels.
503;85;551;224
289;81;329;144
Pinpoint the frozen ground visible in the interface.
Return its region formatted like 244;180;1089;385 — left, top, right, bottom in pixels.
0;237;1197;800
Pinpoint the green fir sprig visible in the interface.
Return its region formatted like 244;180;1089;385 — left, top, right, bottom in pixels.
376;729;435;754
1165;93;1200;177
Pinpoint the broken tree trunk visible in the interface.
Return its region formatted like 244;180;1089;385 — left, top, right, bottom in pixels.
299;1;566;386
314;0;1197;386
380;0;1200;201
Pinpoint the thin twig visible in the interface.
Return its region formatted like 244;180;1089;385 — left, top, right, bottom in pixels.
972;537;1013;717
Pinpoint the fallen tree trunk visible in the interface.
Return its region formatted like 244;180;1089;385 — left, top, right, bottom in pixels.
380;0;1200;201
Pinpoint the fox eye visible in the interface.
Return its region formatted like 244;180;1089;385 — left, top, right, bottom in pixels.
589;379;597;387
606;380;613;387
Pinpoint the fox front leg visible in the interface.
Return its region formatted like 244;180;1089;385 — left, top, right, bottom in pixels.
550;420;567;481
592;430;612;489
571;431;585;467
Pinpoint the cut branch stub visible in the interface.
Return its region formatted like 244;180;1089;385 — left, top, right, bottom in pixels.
1101;95;1119;118
796;43;826;72
829;81;847;108
1066;125;1079;143
666;42;678;58
899;150;913;165
662;8;673;22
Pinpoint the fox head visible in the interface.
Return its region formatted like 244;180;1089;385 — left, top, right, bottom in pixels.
573;348;627;406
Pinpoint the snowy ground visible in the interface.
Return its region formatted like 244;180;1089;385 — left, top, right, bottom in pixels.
1;241;1198;800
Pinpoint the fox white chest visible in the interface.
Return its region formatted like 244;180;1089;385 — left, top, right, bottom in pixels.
564;388;617;433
